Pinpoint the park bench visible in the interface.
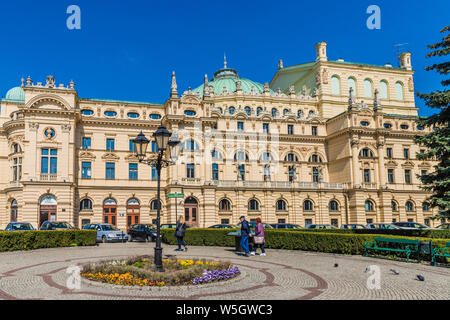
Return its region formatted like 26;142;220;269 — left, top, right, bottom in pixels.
431;241;450;266
364;237;420;263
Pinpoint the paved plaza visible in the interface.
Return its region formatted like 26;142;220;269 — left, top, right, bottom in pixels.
0;243;448;300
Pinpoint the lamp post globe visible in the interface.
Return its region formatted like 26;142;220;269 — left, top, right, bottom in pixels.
153;125;171;151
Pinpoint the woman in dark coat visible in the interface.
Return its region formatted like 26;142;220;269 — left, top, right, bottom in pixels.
175;216;188;251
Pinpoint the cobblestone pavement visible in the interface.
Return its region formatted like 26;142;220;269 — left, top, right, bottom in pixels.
0;242;448;300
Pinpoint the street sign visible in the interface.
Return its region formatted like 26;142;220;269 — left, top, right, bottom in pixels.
168;193;184;198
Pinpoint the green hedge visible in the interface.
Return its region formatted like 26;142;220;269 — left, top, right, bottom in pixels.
161;228;449;263
285;228;450;239
0;230;97;252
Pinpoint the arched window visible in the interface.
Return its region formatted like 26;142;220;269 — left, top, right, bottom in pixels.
309;154;322;163
422;202;430;211
380;80;388;99
329;200;339;211
211;149;222;160
391;201;398;212
297;110;303;119
364;79;373;98
80;199;93;211
228;106;235;115
348;77;357;96
127;198;140;206
284;153;298;162
150;199;161;211
256;107;263;116
244;106;251;116
248;199;260;211
219;199;231;211
271;108;278;117
276;199;287;211
103;198;116;206
365;200;375;212
283;109;289;115
331;76;340;95
360;148;374;158
10;199;18;222
405;201;414;212
183;139;199;150
13;144;22;153
259;152;273;161
395;82;404;100
234;151;249;161
303;200;313;211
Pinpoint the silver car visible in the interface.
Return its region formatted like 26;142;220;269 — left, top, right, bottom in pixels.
366;223;400;230
392;222;430;230
305;224;337;229
82;223;128;243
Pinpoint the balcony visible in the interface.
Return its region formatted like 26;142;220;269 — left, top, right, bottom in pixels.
40;174;57;181
212;180;349;190
181;178;202;185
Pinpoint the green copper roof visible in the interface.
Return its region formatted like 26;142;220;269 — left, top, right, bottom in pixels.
193;63;274;97
3;86;25;103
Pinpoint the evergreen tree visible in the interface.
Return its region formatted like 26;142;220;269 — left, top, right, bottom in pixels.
414;25;450;222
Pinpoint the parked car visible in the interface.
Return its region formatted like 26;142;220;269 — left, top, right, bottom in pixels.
392;222;430;230
160;223;191;230
5;222;35;231
340;224;367;229
436;223;450;229
270;223;303;229
305;224;337;229
127;224;157;242
82;223;128;243
235;222;274;229
207;224;235;229
366;223;400;230
40;221;75;230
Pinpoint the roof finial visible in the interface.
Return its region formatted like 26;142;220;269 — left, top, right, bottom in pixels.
170;71;178;98
224;53;227;69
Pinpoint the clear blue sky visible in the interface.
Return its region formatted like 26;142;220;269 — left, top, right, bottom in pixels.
0;0;448;116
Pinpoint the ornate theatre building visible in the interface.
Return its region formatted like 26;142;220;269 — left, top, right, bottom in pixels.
0;42;439;230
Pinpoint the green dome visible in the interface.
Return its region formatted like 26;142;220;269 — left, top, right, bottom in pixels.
4;87;25;103
193;65;273;97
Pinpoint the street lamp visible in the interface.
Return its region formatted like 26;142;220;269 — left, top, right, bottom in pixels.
133;125;180;272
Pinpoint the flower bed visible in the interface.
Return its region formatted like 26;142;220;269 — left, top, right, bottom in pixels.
80;255;240;287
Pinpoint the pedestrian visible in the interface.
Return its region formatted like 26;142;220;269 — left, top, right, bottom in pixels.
251;217;266;256
175;215;188;252
239;215;252;257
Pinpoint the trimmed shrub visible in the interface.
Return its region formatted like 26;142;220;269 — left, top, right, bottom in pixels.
0;230;97;252
161;228;449;262
287;228;450;239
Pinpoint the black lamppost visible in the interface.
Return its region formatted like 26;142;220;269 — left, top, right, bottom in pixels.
133;125;180;272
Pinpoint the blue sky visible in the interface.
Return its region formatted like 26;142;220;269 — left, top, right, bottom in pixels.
0;0;448;116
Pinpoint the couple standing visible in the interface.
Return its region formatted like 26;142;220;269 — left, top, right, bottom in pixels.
239;216;266;257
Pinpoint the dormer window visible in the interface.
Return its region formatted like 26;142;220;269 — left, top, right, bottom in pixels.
360;121;370;127
400;124;409;130
104;111;117;117
127;112;139;119
384;123;392;129
184;110;196;116
150;113;161;120
81;109;94;116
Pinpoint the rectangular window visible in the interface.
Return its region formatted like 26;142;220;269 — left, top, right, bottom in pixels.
238;164;245;181
81;162;92;179
331;219;339;227
221;219;230;225
407;218;414;222
312;167;319;182
106;138;115;151
288;125;294;135
212;163;219;180
129;163;138;180
405;169;411;184
366;218;373;224
288;165;295;182
82;137;91;150
392;218;397;223
387;169;394;184
129;139;136;152
41;149;57;174
151;141;158;153
312;126;318;136
106;162;115;179
424;219;430;227
237;121;244;131
278;219;286;224
263;123;269;133
403;148;409;159
264;165;271;181
386;148;393;159
187;163;195;178
151;165;158;180
421;170;427;179
363;169;371;183
305;219;312;226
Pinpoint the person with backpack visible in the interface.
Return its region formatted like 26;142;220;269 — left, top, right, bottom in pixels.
251;217;266;256
175;216;188;252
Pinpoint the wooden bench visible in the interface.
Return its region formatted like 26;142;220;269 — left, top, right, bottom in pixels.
364;237;420;263
431;241;450;266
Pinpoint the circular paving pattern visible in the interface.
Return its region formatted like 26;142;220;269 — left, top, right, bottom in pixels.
0;243;448;300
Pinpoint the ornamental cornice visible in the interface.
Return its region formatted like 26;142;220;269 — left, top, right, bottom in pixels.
401;161;415;168
79;118;160;128
101;152;120;161
78;151;96;160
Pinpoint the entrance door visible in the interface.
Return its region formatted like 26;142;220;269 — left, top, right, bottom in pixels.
103;198;117;226
126;198;140;230
10;200;18;222
39;206;57;227
184;197;198;226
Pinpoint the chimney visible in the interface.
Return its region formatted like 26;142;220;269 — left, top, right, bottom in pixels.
315;42;327;62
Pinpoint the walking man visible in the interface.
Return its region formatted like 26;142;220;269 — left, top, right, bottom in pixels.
239;215;252;257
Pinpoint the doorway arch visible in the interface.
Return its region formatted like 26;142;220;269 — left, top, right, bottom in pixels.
184;197;198;226
103;198;117;226
126;198;140;230
10;200;18;222
39;195;57;227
